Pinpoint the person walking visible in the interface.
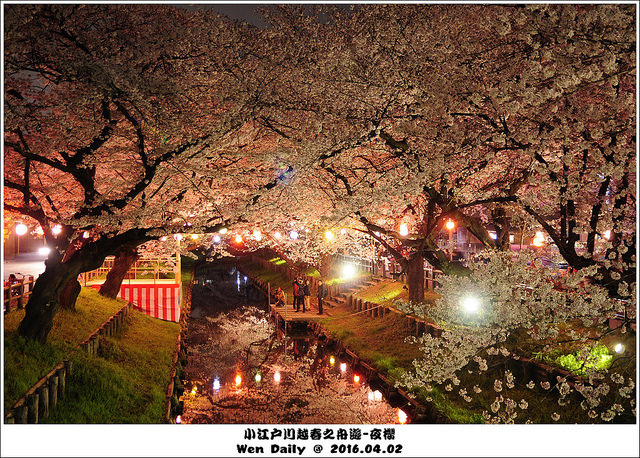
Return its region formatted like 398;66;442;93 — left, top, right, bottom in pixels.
294;278;305;312
317;280;328;315
303;280;311;313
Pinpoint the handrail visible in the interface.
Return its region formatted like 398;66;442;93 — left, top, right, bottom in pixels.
3;276;35;313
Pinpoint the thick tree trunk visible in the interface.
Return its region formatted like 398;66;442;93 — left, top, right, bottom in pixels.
99;244;139;298
319;253;333;278
59;278;81;310
406;252;425;304
17;261;83;342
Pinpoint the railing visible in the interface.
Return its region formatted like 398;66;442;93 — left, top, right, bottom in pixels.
80;256;177;286
4;275;35;313
335;254;375;275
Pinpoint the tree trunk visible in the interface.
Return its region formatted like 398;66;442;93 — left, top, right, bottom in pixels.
319;253;333;278
99;244;139;299
407;252;425;304
59;278;81;310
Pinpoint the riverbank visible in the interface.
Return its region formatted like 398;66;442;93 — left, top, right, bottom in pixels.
4;288;179;422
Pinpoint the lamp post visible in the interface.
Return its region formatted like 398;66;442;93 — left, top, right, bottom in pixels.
445;219;455;261
15;223;28;256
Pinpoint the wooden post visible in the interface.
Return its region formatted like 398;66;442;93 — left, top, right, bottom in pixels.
56;367;66;399
49;375;59;408
27;392;39;423
38;384;49;419
14;404;28;424
64;359;73;377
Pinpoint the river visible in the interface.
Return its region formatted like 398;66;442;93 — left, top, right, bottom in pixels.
179;261;400;424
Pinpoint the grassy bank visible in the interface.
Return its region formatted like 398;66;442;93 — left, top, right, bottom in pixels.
4;287;179;422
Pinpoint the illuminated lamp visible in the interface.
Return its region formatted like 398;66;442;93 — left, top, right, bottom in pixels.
213;378;220;391
213;235;221;243
82;231;90;239
325;230;335;241
255;373;262;383
15;223;28;236
174;234;183;242
462;296;481;314
161;236;167;242
353;374;360;383
603;230;611;240
329;356;335;365
38;247;50;256
274;371;281;383
52;225;62;235
253;229;262;241
235;374;242;387
399;223;409;236
398;409;408;424
191;234;199;240
340;363;347;373
35;226;44;236
341;264;356;279
274;231;282;240
235;234;243;243
175;415;182;424
445;220;455;231
373;390;383;402
289;230;299;240
614;343;624;354
219;228;228;234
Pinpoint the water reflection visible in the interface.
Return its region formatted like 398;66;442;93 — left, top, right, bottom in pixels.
181;263;398;424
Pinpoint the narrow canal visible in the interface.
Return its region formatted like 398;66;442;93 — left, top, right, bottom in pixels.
180;261;400;424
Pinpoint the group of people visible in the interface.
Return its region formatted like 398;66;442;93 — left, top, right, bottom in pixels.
273;277;328;315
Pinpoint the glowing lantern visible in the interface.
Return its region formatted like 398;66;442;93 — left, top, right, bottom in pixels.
289;230;299;240
255;373;262;383
235;374;242;387
353;374;360;383
274;371;281;383
38;247;50;256
368;391;375;402
532;231;545;247
175;415;182;424
235;234;243;243
340;363;347;373
213;378;220;391
341;264;356;279
15;223;28;236
398;409;408;424
191;234;199;240
35;226;44;236
213;235;221;243
253;229;262;241
174;234;183;242
373;390;383;402
325;230;335;241
219;228;228;235
614;343;624;354
274;231;282;240
445;220;455;231
52;225;62;235
399;223;409;236
82;231;90;239
462;296;480;314
329;356;335;365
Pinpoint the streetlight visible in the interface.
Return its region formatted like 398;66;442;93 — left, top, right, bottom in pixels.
445;219;455;261
15;223;27;255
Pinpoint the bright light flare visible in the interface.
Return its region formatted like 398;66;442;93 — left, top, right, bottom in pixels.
82;231;90;239
15;223;28;236
325;230;335;241
398;409;408;424
532;231;545;247
235;374;242;387
340;363;347;373
174;234;183;242
255;373;262;383
461;296;481;314
38;247;50;256
274;371;281;383
175;415;182;424
373;390;382;402
329;356;335;365
213;235;221;243
614;343;624;354
399;223;409;236
219;228;228;235
341;264;356;279
52;225;62;235
289;230;299;240
235;234;243;243
353;374;360;383
445;220;455;231
213;378;220;391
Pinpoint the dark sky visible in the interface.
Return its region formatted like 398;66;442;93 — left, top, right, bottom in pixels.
175;3;267;27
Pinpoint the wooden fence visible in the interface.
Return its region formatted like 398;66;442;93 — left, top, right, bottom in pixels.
3;275;35;313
